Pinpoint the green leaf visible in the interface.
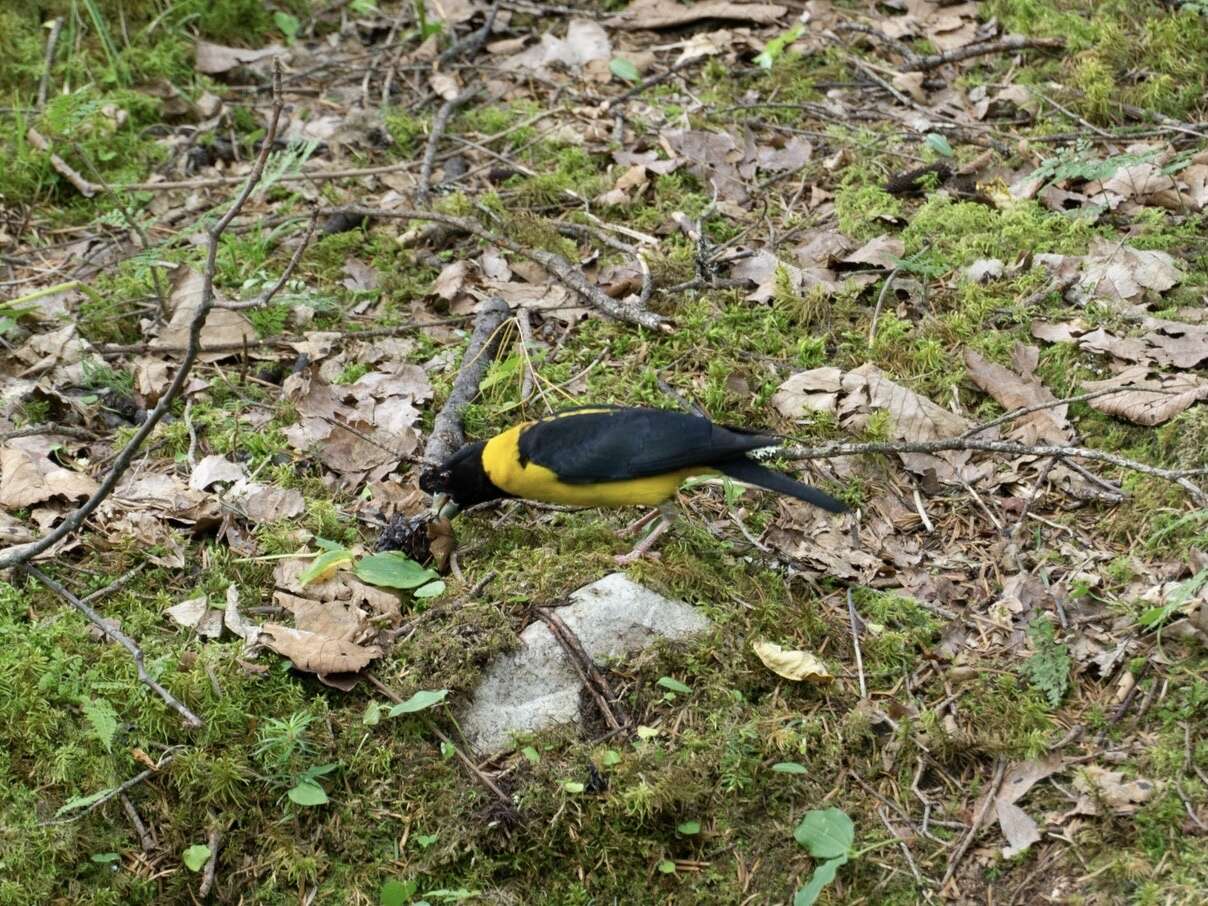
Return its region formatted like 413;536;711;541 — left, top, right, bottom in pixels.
925;132;955;157
793;807;855;860
314;537;346;552
415;833;438;849
657;676;692;694
636;725;659;740
182;844;211;872
274;10;301;41
387;688;448;717
677;820;700;835
56;787;115;817
90;851;120;863
754;22;805;70
478;353;522;391
562;780;585;793
363;700;383;727
440;741;456;760
356;552;440;590
1021;617;1071;708
414;579;446;599
657;858;677;874
600;749;621;766
287;779;329;807
81;697;118;753
425;890;476;902
609;57;640;82
299;547;354;585
522;746;540;764
794;855;846;906
380;879;418;906
1138;568;1207;629
772;761;808;774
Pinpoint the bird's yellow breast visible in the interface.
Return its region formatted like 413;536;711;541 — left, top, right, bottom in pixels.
481;423;709;507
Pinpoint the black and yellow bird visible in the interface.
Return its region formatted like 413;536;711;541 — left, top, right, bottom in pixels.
420;406;846;563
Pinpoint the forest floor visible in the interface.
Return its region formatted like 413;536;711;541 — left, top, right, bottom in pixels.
1;1;1207;904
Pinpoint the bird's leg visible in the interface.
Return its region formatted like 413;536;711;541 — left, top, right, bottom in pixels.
617;507;660;538
615;502;678;566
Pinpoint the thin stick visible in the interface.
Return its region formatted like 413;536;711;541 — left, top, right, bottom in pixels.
0;63;285;572
847;588;867;699
902;36;1064;72
940;758;1006;891
198;826;222;898
36;18;65;110
424;297;512;468
417;89;480;205
535;607;625;732
438;0;500;66
40;750;181;825
779;437;1207;503
22;565;203;727
322;206;672;333
216;207;320;310
119;793;155;852
0;424;96;442
868;266;899;345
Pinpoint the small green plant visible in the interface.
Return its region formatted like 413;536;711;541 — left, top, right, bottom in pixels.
1021;617;1071;708
755;21;805;70
793;807;854;905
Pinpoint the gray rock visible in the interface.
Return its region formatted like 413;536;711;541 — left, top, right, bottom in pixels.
458;572;712;753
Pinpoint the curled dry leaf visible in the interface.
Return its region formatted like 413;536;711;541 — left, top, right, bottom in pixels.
153;268;256;361
752;640;834;684
189;454;248;491
607;0;788;30
166;596;223;639
0;437;99;510
195;41;283;75
1082;367;1208;426
260;624;383;676
963;347;1071;444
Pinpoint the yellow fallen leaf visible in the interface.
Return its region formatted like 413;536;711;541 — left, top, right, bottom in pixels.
752;641;834;684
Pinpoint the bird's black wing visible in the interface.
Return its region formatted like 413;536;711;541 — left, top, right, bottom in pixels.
517;408;774;484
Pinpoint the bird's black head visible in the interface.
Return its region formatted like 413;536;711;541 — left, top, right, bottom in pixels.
419;441;506;508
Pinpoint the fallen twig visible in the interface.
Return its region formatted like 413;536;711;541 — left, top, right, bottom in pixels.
940;758;1007;892
26;128;100;197
0;63;284;572
424;296;512;468
868;266;900;345
40;749;182;825
36;17;64;110
780;437;1207;503
21;564;203;727
417;88;480;205
365;673;518;817
535;606;626;732
847;588;867;699
438;0;501;67
321;205;672;333
198;826;222;898
902;36;1064;72
216;207;319;310
119;792;155;852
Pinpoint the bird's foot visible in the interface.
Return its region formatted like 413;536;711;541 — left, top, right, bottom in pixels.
614;508;675;565
616;508;660;538
614;548;661;567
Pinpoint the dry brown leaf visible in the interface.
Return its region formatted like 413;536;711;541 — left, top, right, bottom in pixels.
195;41;283;75
772;367;843;418
662;129;755;203
1066;765;1157;818
433;259;472;300
1082;367;1208;426
995;756;1063;858
608;0;787;30
154;268;256;360
166;595;223;639
0;437;99;509
189;454;248;491
260;624;382;675
756;136;813;173
751;640;834;684
228;480;306;523
502;19;610;71
964;347;1071;444
841;234;905;270
224;584;260;643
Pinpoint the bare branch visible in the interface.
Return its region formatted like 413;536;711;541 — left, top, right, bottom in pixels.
0;62;285;572
321;205;672;333
903;35;1065;73
417;88;480;205
215;206;320;310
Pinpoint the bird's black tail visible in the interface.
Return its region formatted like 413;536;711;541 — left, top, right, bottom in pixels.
716;458;847;513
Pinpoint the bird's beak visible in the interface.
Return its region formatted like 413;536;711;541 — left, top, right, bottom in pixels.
430;493;461;520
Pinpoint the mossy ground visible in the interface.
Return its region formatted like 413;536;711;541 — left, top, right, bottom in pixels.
2;1;1207;904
